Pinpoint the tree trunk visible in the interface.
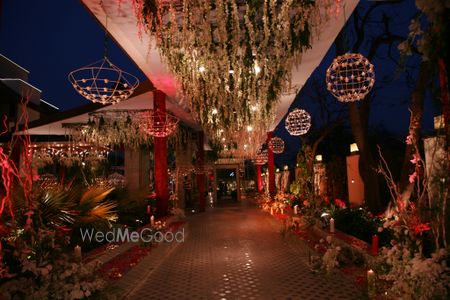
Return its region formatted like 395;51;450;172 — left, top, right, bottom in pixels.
348;102;383;213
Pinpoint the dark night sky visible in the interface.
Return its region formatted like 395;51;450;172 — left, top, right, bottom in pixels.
0;0;145;111
0;0;439;168
273;0;439;168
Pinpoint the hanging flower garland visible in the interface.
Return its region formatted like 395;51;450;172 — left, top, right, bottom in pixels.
63;110;153;148
134;0;337;156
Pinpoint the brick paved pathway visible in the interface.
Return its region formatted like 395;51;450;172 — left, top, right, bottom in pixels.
127;203;364;299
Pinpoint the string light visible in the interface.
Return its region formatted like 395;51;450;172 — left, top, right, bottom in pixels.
285;108;311;136
140;110;179;138
326;53;375;102
68;58;139;105
253;149;268;165
269;137;285;154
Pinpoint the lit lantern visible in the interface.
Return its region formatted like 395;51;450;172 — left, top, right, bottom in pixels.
350;143;359;153
253;149;268;165
269;137;285;154
69;58;139;105
140;109;179;138
285;108;311;136
326;53;375;102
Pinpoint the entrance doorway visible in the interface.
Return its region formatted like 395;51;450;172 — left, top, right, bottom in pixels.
214;164;241;206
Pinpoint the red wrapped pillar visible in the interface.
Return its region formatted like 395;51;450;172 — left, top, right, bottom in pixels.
268;132;276;197
256;164;263;193
153;90;169;217
197;131;206;212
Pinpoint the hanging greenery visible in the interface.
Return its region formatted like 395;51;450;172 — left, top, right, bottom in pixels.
133;0;337;155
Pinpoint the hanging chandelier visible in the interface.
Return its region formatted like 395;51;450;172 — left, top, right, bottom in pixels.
326;53;375;102
269;137;285;154
285;108;312;136
140;109;179;138
68;58;139;105
134;0;337;147
69;3;139;105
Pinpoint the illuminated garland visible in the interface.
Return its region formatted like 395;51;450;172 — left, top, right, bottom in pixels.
134;0;337;156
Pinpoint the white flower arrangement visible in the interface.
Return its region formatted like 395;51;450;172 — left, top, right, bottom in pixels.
378;246;450;299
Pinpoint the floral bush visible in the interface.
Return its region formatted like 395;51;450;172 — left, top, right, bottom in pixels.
377;246;450;299
0;230;105;299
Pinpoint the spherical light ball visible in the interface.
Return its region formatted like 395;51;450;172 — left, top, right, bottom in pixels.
285;108;311;136
254;149;268;165
326;53;375;102
269;137;285;154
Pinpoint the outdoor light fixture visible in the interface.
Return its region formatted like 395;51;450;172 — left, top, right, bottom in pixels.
326;53;375;102
140;110;179;138
350;143;359;153
68;10;139;105
285;108;311;136
68;58;139;105
269;137;285;154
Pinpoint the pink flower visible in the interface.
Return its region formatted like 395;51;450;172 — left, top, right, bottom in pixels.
406;134;413;145
414;223;430;235
334;199;347;209
410;154;420;165
409;172;418;183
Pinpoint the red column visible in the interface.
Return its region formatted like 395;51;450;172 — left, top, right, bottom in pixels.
197;131;206;212
153;90;169;217
268;132;276;198
256;164;263;193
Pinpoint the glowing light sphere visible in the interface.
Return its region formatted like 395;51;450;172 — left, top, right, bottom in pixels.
253;149;268;165
285;108;311;136
140;110;179;138
269;137;285;154
326;53;375;102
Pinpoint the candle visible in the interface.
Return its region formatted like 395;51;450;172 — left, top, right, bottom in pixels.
330;218;335;233
74;245;81;261
280;208;284;215
147;205;151;214
270;207;274;215
150;215;155;226
371;235;379;256
294;205;298;215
